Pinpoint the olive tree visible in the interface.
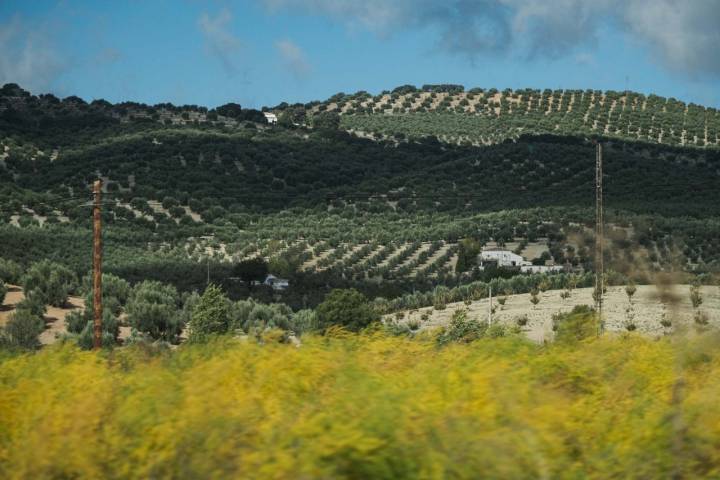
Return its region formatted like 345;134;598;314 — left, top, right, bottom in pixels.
21;260;77;307
2;308;45;349
316;288;379;332
126;281;182;343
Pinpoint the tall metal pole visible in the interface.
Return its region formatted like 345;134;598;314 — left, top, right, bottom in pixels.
92;179;103;350
594;142;604;334
487;285;492;326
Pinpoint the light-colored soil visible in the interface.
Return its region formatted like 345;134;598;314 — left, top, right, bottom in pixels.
1;285;84;345
387;285;720;343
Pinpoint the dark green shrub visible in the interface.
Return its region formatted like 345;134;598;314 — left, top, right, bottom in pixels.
316;289;379;332
3;308;45;349
0;258;22;283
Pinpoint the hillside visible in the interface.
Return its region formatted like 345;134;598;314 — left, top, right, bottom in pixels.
1;83;720;306
288;85;720;148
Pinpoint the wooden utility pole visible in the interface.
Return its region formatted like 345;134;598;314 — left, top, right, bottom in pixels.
594;142;604;334
92;179;103;350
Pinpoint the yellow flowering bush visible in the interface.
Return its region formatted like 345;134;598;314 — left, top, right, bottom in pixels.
0;332;719;479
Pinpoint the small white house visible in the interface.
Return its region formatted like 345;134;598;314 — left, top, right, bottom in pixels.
263;112;278;125
263;274;289;291
479;248;530;268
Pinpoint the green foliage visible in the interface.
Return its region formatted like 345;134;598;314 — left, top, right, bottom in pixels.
312;111;340;131
316;288;379;332
232;301;294;334
2;308;44;349
16;289;47;318
455;238;481;273
81;273;131;316
126;280;182;343
289;309;318;335
436;309;486;345
188;284;230;342
0;258;22;283
553;305;598;342
77;320;117;350
0;280;5;305
21;260;76;307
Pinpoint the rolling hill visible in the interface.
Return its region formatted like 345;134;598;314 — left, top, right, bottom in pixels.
1;83;719;307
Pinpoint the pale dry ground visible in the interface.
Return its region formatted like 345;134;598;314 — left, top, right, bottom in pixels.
1;285;84;345
387;285;720;343
1;285;132;345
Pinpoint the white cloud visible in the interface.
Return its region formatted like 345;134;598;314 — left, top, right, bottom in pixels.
260;0;720;77
0;16;66;92
275;39;311;78
198;9;243;75
574;52;595;66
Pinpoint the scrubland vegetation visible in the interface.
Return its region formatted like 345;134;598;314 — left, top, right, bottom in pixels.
1;332;720;479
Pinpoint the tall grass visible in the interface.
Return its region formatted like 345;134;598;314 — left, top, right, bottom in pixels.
1;332;719;479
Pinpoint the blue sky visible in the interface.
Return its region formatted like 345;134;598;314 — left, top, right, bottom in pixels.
1;0;719;109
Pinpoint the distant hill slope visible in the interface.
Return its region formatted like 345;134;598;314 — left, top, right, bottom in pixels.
1;83;720;298
278;86;720;148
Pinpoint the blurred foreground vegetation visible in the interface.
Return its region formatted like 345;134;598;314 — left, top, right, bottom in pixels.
1;332;719;479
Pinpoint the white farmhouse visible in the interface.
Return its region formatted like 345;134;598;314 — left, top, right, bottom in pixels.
479;247;564;273
263;112;278;125
479;248;529;268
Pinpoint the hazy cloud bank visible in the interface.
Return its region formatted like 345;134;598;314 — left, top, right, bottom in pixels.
0;16;66;92
261;0;720;77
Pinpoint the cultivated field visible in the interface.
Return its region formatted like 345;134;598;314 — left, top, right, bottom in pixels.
387;285;720;343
